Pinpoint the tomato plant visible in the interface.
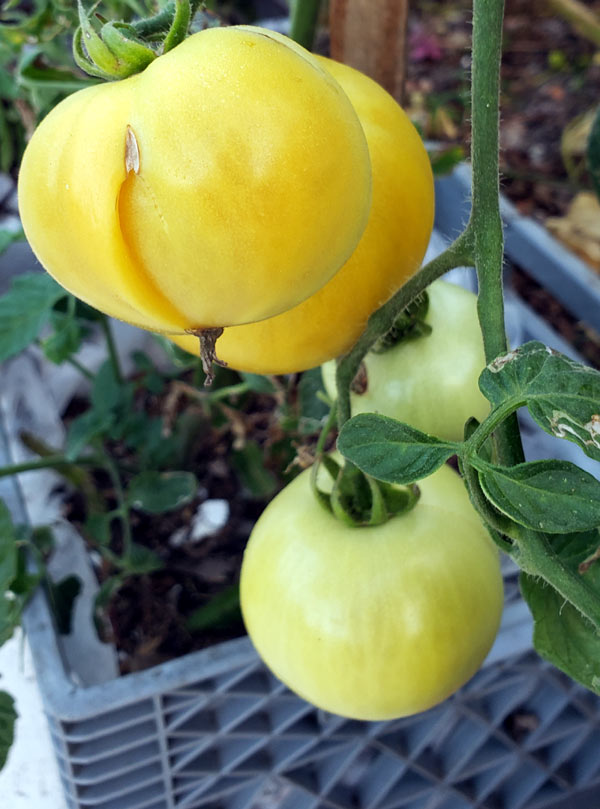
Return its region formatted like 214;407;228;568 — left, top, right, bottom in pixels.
322;280;489;441
240;462;503;720
17;26;371;335
171;53;433;374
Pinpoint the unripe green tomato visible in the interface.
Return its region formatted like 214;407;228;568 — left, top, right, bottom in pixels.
322;280;490;441
18;27;371;334
170;53;434;372
240;463;504;720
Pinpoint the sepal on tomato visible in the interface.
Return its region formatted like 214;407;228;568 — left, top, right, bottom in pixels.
74;0;156;80
311;454;420;527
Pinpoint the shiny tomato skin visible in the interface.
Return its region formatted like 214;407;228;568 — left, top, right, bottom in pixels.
322;280;490;441
240;464;503;720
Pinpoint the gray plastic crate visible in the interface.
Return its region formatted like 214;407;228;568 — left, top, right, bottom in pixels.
433;163;600;335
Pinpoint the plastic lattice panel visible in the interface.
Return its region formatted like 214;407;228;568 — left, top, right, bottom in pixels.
49;650;600;809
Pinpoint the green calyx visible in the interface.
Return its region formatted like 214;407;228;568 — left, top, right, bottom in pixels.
311;454;420;528
370;290;432;354
73;0;219;81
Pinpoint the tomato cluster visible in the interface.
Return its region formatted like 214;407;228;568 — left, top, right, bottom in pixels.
18;25;499;721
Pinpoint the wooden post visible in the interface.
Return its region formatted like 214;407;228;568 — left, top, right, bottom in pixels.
329;0;410;103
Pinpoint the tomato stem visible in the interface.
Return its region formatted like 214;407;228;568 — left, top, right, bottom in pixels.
290;0;323;51
516;531;600;631
335;230;474;429
467;0;525;470
99;315;123;385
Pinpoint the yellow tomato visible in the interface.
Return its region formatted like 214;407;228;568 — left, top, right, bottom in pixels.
18;27;371;334
322;280;490;441
240;463;503;720
171;54;434;371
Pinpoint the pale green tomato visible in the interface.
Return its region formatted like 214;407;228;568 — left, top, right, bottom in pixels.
240;463;504;720
322;280;489;441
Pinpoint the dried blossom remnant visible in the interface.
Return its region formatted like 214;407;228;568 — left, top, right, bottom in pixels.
125;126;140;174
351;361;368;395
187;327;227;386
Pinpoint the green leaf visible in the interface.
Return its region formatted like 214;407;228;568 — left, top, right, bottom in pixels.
231;441;278;498
430;144;466;176
94;575;125;613
18;50;99;91
0;501;17;591
0;272;66;362
480;342;600;462
120;543;163;575
30;526;55;556
0;227;24;257
127;471;198;514
479;342;548;407
0;596;21;645
0;691;17;772
298;367;329;431
521;571;600;696
85;513;111;547
588;105;600;200
185;584;241;633
238;372;276;394
337;413;458;484
132;351;164;394
11;545;40;598
48;575;82;634
65;408;114;460
91;360;124;413
477;459;600;533
41;310;82;364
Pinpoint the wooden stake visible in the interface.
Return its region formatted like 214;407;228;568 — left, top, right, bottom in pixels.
329;0;410;103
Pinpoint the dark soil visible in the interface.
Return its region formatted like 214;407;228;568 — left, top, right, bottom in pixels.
58;371;322;674
407;0;600;222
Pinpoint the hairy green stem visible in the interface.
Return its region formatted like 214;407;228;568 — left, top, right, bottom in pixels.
100;447;133;558
0;456;85;478
335;231;474;428
315;401;338;458
469;0;524;468
459;461;520;549
65;354;95;380
133;1;176;37
289;0;322;50
517;530;600;630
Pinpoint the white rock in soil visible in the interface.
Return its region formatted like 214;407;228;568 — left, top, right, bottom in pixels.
190;499;230;542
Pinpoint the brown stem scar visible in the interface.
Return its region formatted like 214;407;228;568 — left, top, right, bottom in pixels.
125;126;140;174
187;327;227;386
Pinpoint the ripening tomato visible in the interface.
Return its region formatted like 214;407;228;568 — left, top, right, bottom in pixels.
322;280;490;441
170;53;433;371
18;27;371;334
240;463;503;720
